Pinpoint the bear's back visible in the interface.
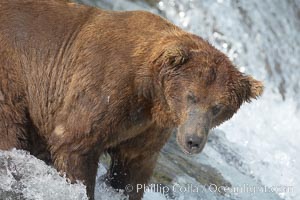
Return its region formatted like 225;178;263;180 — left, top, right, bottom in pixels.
0;0;96;52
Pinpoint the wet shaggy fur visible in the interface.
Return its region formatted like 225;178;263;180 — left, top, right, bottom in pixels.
0;1;263;199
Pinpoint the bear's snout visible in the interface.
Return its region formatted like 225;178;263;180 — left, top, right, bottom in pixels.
185;135;207;154
176;108;210;155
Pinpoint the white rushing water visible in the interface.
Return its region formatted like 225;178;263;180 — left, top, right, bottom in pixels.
1;0;299;200
0;149;88;200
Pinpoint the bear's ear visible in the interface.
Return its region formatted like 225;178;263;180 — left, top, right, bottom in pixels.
154;44;190;70
245;76;264;100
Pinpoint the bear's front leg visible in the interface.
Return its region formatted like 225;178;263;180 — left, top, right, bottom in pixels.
48;90;106;199
107;149;158;200
49;126;102;200
106;127;172;200
51;143;100;199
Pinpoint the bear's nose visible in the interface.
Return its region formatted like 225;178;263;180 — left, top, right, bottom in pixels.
185;135;205;153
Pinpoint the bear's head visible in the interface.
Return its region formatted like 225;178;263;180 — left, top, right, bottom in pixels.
149;36;263;155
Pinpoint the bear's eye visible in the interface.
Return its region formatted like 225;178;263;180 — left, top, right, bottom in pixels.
212;105;223;116
187;93;197;104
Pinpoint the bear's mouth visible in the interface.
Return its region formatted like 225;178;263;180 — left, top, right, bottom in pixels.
179;145;195;155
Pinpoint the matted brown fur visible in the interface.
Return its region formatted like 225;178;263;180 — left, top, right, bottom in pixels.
0;1;263;199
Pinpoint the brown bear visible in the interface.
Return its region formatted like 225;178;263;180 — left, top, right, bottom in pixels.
0;1;263;199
